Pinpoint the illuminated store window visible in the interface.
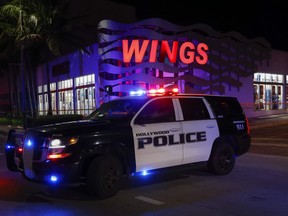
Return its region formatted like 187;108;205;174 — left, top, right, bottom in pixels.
38;94;43;114
38;82;57;115
38;86;42;93
50;82;56;91
75;74;95;86
38;85;43;115
75;74;95;116
44;94;48;113
42;85;49;115
58;79;72;89
253;73;284;110
58;79;73;115
254;73;283;83
49;82;57;115
51;92;56;114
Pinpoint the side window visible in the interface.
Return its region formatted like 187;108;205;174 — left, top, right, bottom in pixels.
207;97;244;118
179;98;210;120
135;98;175;124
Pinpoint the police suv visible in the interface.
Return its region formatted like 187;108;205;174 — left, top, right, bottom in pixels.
5;89;251;199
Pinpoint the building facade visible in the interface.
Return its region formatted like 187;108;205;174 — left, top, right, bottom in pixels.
36;19;288;118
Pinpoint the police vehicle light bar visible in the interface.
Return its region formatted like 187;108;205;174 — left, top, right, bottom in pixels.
148;88;178;96
130;87;179;96
130;90;146;96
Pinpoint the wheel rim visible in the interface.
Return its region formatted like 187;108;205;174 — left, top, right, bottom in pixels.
103;166;120;190
219;150;233;171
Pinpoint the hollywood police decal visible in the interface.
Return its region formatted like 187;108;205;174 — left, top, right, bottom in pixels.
136;130;207;149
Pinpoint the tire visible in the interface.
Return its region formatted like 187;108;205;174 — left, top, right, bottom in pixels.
86;156;122;199
207;143;235;175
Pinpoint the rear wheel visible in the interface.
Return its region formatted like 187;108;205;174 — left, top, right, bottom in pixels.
208;143;235;175
86;156;122;199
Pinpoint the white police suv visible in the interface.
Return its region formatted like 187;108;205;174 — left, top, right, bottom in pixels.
5;89;251;199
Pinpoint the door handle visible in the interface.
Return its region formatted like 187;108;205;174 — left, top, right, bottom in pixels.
170;128;181;132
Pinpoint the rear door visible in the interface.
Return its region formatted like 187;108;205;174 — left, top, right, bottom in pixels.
178;97;219;163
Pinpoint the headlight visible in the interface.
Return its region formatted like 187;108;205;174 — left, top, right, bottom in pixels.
50;139;63;148
47;135;79;159
49;136;79;148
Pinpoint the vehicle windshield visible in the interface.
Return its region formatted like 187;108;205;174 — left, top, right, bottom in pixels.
86;98;149;120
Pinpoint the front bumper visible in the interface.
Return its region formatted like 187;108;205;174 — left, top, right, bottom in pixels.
5;141;82;185
22;158;82;184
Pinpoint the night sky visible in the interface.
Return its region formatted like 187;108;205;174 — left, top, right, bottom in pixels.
1;0;287;51
133;0;288;51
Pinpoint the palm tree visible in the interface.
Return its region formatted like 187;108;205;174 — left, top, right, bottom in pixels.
0;26;21;117
0;0;91;122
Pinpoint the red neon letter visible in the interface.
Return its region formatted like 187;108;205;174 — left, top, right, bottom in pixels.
149;40;159;62
179;42;195;64
159;40;178;63
122;39;149;63
196;43;209;65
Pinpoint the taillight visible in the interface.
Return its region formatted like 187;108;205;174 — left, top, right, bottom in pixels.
245;117;250;134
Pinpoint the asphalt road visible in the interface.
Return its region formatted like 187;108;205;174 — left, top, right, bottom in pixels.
249;114;288;157
0;152;287;216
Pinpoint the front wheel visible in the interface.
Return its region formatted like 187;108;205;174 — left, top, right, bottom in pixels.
207;143;235;175
86;156;123;199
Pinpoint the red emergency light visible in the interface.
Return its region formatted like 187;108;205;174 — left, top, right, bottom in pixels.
147;88;178;96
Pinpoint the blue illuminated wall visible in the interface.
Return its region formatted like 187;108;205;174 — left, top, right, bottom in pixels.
36;18;273;115
97;18;271;104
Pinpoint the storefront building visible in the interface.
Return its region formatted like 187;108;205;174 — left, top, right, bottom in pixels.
36;19;288;118
250;49;288;117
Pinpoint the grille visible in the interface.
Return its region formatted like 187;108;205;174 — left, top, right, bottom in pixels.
24;131;50;162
